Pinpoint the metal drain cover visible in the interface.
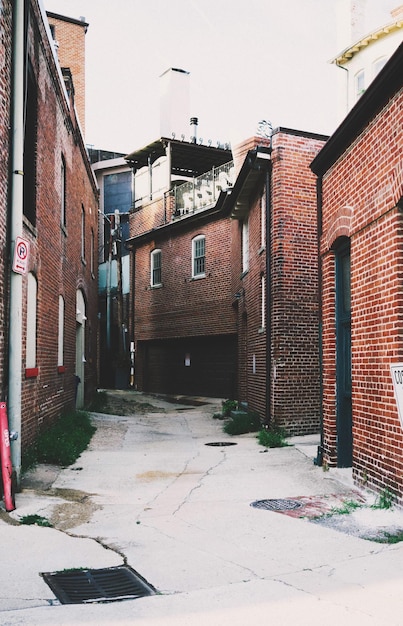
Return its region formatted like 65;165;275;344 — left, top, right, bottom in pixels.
205;442;237;447
41;565;156;604
250;498;303;511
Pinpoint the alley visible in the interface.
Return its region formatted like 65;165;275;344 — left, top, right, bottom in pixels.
1;392;403;625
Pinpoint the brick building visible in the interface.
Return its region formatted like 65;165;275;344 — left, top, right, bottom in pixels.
127;137;236;398
46;11;88;134
2;0;98;483
311;43;403;502
228;128;326;435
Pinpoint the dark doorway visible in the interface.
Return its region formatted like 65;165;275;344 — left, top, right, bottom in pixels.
335;239;352;467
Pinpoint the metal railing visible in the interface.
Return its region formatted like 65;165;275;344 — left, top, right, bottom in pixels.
171;161;234;218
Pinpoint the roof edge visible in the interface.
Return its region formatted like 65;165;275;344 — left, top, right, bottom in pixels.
311;42;403;177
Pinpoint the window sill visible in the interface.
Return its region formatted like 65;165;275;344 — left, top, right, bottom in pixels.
258;327;265;334
190;274;206;281
150;283;163;289
25;367;39;379
240;270;249;279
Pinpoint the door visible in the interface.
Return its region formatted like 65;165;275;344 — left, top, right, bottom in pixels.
335;240;352;467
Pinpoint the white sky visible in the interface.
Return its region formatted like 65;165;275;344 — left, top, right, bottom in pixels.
43;0;398;154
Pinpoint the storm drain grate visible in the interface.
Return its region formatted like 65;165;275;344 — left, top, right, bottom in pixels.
41;565;156;604
205;442;238;447
250;498;303;511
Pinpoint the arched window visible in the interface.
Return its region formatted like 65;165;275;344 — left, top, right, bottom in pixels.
26;273;37;371
192;235;205;278
151;249;162;286
58;295;65;369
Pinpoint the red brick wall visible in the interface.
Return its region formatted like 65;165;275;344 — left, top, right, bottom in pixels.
18;1;99;450
47;13;87;134
0;1;12;400
233;130;324;434
320;88;403;502
133;217;236;341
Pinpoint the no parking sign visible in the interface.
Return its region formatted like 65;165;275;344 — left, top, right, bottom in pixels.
12;236;30;274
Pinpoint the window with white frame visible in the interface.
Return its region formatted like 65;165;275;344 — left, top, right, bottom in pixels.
373;56;387;77
61;155;66;228
26;273;37;369
151;249;162;286
81;204;85;261
90;228;95;277
260;190;266;249
192;235;205;278
58;295;64;367
355;69;365;100
242;218;249;273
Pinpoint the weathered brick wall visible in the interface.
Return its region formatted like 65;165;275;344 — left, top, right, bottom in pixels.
320;88;403;501
0;1;12;400
232;130;324;434
47;12;87;134
19;0;99;450
271;130;324;434
133;217;236;341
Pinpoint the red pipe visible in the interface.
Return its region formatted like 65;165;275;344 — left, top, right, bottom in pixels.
0;403;15;511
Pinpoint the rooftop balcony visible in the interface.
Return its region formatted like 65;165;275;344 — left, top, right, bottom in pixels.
169;161;234;218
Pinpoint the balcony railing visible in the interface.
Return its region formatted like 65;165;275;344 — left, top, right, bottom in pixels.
170;161;234;218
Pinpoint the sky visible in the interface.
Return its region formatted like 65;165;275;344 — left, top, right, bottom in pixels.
43;0;398;154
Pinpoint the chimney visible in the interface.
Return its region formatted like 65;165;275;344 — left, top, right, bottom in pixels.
159;68;190;140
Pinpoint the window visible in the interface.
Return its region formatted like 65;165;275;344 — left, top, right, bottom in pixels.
151;249;162;286
23;63;38;226
58;295;64;369
90;228;95;277
242;218;249;273
373;56;387;77
26;273;37;372
192;235;205;278
261;274;266;330
81;204;85;261
355;70;365;100
61;155;66;228
261;190;266;249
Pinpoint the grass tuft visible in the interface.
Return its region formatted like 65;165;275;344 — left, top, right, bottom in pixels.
223;411;261;435
257;426;289;448
19;514;52;527
22;410;96;471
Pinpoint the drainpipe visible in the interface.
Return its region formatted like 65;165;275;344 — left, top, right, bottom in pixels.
314;176;324;466
265;155;273;427
8;0;25;487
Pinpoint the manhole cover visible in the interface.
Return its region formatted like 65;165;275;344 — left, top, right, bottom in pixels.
41;565;156;604
205;442;237;447
250;498;303;511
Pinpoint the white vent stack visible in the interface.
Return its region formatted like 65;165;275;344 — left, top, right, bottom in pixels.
190;117;198;143
159;68;190;139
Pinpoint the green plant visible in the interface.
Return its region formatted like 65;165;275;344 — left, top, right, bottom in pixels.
223;411;261;435
330;499;363;516
19;514;52;527
372;487;395;510
221;399;238;417
372;530;403;544
257;426;288;448
22;410;96;471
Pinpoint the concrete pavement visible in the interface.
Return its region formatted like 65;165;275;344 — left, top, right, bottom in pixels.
1;392;403;625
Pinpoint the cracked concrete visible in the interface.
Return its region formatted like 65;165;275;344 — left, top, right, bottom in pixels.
1;391;403;625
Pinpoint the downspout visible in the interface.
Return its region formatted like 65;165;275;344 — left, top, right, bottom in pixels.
265;154;273;427
314;175;324;466
8;0;25;487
